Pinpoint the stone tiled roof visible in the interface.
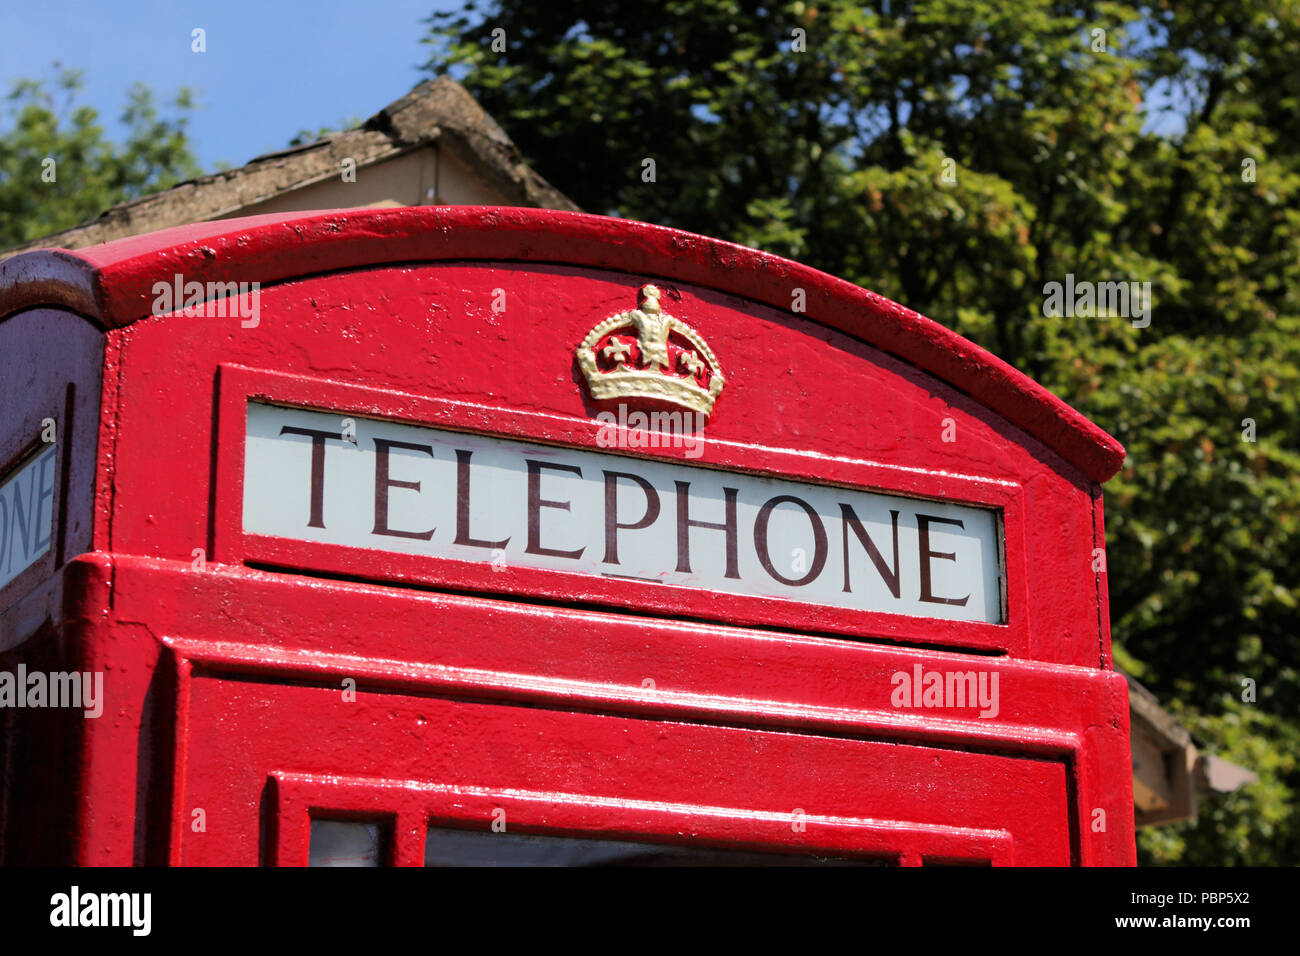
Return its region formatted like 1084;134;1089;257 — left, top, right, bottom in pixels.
1;76;577;258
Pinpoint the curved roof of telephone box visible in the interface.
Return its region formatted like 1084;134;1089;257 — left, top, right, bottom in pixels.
0;205;1125;483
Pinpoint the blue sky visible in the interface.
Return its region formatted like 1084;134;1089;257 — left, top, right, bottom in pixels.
1;0;460;171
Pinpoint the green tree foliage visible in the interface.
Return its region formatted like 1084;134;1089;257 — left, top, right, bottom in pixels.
287;116;364;148
424;0;1300;864
0;69;201;247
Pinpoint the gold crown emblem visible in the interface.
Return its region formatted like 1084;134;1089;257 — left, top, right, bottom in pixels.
577;285;725;416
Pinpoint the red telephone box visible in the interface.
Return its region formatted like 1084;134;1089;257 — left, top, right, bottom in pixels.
0;206;1133;866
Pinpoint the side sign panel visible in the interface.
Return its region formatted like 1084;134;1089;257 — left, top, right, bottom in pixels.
0;444;57;589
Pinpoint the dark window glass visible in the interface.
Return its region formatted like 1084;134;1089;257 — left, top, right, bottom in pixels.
309;818;386;867
423;825;888;867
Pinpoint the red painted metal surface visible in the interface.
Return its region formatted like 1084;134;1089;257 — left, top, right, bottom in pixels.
0;206;1133;866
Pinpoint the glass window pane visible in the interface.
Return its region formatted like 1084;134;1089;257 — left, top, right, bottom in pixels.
309;819;385;867
423;825;887;866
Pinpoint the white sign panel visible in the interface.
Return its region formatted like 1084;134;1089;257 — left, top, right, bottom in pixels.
243;403;1003;623
0;444;58;589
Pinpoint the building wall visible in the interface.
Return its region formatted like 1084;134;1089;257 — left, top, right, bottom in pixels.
220;146;511;219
